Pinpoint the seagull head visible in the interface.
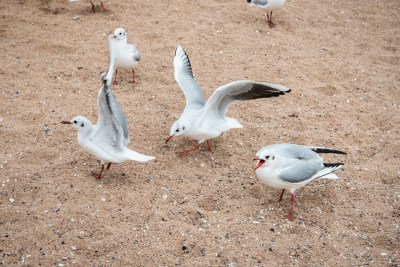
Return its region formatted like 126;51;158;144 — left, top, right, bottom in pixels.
165;121;186;143
113;28;126;40
61;116;92;132
254;149;275;171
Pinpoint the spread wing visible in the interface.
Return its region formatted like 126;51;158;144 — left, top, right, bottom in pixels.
203;80;291;119
174;45;206;109
95;73;129;150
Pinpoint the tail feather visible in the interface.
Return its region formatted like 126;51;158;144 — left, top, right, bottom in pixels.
124;148;155;162
312;163;344;180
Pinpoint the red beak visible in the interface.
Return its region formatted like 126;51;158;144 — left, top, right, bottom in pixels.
254;157;265;171
61;121;72;124
165;135;174;144
114;35;117;38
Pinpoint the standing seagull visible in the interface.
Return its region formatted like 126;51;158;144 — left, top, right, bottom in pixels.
247;0;286;28
61;73;155;179
68;0;110;13
165;45;291;154
106;28;141;85
254;143;346;220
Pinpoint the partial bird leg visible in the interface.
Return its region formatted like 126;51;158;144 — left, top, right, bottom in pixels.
107;163;112;170
129;69;136;84
112;69;119;85
92;164;105;179
90;1;96;12
178;144;200;155
100;1;110;12
284;193;295;221
206;140;212;152
267;12;276;28
269;189;285;203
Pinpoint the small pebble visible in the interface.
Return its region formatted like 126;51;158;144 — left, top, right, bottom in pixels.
73;16;81;20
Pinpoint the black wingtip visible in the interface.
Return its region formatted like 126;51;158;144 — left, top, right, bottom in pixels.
100;72;108;85
311;148;347;155
324;162;345;168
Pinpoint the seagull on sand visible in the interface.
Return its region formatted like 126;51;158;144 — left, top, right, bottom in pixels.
165;45;291;154
254;143;346;220
247;0;286;28
68;0;110;13
106;28;141;85
61;73;154;179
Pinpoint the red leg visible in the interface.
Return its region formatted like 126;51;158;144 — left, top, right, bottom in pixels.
284;193;294;221
269;189;285;203
129;69;136;84
90;1;96;12
112;69;119;85
101;1;110;12
178;144;200;155
268;12;276;28
206;140;211;152
107;162;112;170
92;164;104;179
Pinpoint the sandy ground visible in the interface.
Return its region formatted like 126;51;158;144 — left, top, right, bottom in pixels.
1;0;399;265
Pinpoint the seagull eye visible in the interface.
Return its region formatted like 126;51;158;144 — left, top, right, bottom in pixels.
182;126;185;130
265;156;270;159
176;129;179;132
81;123;84;127
73;120;77;124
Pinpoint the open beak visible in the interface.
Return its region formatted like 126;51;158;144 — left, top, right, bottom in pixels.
114;35;117;38
165;135;174;144
61;121;72;124
254;157;265;171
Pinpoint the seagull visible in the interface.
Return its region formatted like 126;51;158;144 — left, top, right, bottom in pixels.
106;28;140;85
61;73;155;179
254;143;346;220
68;0;110;13
165;45;291;154
247;0;286;28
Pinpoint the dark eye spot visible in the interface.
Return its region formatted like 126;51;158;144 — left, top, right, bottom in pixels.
176;129;179;132
81;123;84;127
183;126;185;130
73;120;77;124
265;156;270;159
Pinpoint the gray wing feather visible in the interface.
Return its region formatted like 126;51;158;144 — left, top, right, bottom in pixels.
96;73;129;149
204;80;290;118
278;159;322;183
129;44;140;62
174;45;206;109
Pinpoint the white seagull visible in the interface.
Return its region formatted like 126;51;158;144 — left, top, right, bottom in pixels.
106;28;140;85
61;73;155;179
165;45;291;154
247;0;286;28
68;0;110;13
254;143;346;220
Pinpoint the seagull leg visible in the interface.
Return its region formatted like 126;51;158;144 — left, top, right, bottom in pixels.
284;193;295;221
129;69;136;84
206;140;212;152
92;164;105;179
178;144;200;155
269;189;285;203
268;12;276;28
100;1;110;12
90;1;96;12
107;163;112;170
112;69;119;85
